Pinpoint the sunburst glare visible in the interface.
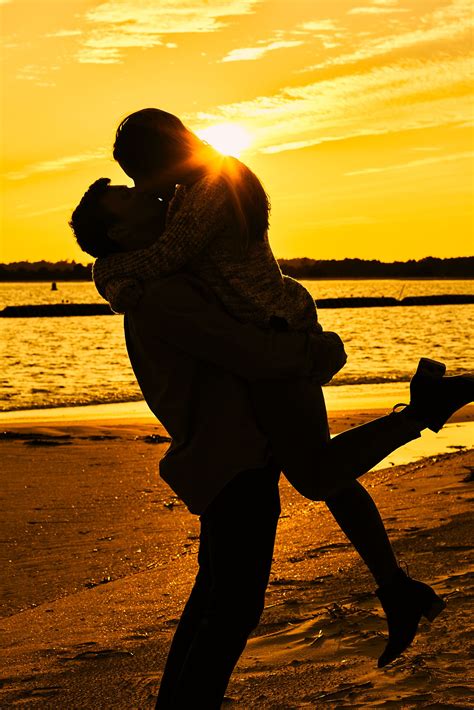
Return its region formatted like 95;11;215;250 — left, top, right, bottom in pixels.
197;123;252;157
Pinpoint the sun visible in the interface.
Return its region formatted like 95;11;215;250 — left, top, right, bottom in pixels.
196;123;252;157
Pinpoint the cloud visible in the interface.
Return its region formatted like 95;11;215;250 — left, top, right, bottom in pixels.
6;149;109;180
222;40;303;63
16;64;60;87
411;146;442;153
262;138;325;154
298;20;340;32
349;0;407;14
294;18;346;48
18;203;77;219
345;151;474;176
307;0;472;70
46;30;83;38
78;0;259;64
195;55;473;154
348;7;408;14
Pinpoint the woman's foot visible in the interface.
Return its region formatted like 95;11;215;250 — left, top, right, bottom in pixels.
394;358;474;433
376;567;446;668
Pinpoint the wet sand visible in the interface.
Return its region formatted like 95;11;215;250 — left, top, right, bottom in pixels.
1;404;473;708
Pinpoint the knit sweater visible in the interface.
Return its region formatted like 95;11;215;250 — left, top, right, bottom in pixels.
93;171;321;333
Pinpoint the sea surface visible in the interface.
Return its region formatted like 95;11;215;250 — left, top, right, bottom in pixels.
1;279;473;411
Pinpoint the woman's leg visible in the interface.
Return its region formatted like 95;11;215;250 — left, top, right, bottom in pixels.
156;461;281;709
325;480;399;586
252;378;422;501
251;380;413;589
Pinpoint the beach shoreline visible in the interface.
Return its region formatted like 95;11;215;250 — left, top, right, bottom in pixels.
1;405;473;707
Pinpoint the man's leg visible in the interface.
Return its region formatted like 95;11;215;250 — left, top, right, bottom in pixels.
156;462;281;709
155;537;213;707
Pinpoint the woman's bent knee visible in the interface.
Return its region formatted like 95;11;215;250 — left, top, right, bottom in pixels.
284;470;329;501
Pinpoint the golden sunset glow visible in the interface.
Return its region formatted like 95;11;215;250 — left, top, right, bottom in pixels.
0;0;472;263
197;124;252;157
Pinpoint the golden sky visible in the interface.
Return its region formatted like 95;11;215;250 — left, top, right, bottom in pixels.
1;0;473;263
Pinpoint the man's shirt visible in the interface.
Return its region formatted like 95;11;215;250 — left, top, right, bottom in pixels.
124;273;317;514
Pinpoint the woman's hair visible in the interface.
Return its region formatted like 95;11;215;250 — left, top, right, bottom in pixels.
69;178;120;258
113;108;270;251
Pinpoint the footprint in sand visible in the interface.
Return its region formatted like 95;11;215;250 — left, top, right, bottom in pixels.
8;686;62;700
60;649;134;662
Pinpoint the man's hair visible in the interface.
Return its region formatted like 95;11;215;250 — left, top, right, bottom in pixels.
69;178;120;258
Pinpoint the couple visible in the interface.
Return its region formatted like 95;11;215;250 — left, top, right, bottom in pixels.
70;108;472;709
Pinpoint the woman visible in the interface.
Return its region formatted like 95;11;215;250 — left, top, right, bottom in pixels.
91;109;472;707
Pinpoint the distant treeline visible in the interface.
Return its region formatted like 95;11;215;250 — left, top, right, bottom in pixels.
0;256;473;281
279;256;474;279
0;261;93;281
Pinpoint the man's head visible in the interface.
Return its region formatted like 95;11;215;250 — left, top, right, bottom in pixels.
70;177;166;258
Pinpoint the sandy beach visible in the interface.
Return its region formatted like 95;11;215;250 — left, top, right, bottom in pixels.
1;403;473;709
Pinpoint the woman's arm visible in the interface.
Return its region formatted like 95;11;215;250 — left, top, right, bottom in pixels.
93;174;230;303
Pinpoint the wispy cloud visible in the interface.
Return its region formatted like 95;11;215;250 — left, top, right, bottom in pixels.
262;138;325;154
222;39;303;63
346;151;474;176
411;146;443;153
348;6;408;14
78;0;259;64
308;0;472;70
46;30;83;38
349;0;407;15
18;203;77;219
294;18;346;48
195;55;473;154
6;150;108;180
298;20;340;32
16;64;60;87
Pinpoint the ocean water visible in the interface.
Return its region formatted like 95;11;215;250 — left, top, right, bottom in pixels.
1;280;473;411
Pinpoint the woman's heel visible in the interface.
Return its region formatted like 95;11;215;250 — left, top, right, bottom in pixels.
376;568;446;668
395;359;473;433
416;358;446;378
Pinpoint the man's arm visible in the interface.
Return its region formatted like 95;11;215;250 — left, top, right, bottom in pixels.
131;273;321;382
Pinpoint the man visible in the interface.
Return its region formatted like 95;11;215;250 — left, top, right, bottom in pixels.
71;179;328;708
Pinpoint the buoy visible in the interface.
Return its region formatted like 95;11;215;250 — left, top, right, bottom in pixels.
51;281;58;291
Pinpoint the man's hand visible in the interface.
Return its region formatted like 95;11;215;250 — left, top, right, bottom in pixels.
112;281;143;313
309;331;347;384
103;277;143;313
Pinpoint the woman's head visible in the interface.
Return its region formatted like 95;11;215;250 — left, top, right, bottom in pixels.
113;108;270;250
113;108;216;190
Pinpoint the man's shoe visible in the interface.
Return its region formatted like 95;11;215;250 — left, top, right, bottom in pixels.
394;357;474;433
376;568;446;668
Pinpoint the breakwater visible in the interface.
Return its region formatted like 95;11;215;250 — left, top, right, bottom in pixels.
1;294;473;317
1;304;114;317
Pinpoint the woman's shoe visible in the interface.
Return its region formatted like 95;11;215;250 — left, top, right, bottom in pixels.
394;358;474;433
376;568;446;668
